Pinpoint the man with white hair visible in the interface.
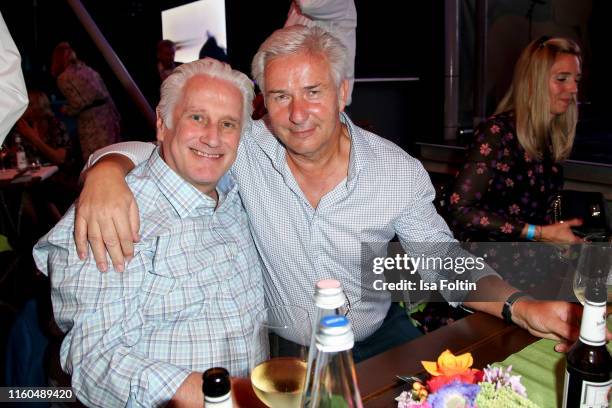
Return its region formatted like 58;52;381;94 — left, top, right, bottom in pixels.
33;58;263;407
74;25;584;363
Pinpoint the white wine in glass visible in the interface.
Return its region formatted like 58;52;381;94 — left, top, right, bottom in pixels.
573;241;612;305
250;305;310;408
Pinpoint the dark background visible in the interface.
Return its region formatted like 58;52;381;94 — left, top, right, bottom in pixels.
0;0;610;161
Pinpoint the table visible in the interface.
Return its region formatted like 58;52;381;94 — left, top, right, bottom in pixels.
0;166;59;185
0;166;60;240
356;312;537;407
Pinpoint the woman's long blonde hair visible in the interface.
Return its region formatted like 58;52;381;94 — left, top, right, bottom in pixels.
495;37;581;162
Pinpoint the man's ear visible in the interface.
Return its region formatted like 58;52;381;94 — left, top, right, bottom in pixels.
338;79;349;112
156;109;166;142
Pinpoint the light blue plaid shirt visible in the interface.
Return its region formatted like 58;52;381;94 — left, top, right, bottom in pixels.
33;148;263;407
89;114;496;343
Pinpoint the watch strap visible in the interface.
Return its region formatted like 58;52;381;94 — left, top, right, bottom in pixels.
502;291;530;324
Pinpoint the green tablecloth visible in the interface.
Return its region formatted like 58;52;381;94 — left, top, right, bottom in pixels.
498;330;612;408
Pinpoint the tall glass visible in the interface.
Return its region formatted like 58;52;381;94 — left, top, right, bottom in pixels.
250;305;310;408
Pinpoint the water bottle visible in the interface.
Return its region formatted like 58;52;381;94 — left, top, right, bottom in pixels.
302;315;363;408
301;280;348;406
14;136;28;171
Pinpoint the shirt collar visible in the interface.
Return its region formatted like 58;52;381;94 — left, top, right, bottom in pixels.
145;147;238;217
340;112;370;183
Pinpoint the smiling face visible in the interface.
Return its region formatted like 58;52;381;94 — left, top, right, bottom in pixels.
263;51;348;160
157;75;243;197
548;53;581;115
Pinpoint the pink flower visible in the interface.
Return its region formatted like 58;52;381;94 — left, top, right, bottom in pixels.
496;163;510;172
490;124;500;134
509;204;520;215
501;223;514;234
479;143;492;156
450;193;460;205
480;217;489;226
505;178;514;187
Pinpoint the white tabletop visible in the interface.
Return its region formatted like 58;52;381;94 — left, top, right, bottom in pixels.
0;165;59;184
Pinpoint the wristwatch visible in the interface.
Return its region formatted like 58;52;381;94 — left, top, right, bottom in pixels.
502;291;530;324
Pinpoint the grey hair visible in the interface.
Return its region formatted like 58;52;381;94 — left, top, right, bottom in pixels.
158;57;254;130
251;25;348;96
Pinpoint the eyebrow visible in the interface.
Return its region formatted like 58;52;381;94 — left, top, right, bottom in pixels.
267;82;324;94
184;107;240;122
554;71;581;75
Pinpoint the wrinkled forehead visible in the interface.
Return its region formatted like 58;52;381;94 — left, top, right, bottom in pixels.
264;51;334;86
176;75;243;119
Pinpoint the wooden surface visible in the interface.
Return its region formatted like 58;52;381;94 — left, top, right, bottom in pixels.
355;312;538;407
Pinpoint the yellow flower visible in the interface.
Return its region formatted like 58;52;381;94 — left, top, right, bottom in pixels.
421;349;474;376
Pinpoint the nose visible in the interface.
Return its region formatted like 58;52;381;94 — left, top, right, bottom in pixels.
567;78;578;94
200;123;221;147
289;97;308;125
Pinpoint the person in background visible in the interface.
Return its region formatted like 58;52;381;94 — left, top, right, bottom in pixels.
51;42;120;162
448;37;583;244
157;39;181;82
14;89;81;215
15;90;76;168
198;33;229;63
34;58;263;407
0;11;28;144
284;0;356;105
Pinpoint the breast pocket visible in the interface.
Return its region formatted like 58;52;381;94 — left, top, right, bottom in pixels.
143;236;236;322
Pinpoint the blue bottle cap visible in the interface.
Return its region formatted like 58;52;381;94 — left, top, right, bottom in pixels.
321;315;349;328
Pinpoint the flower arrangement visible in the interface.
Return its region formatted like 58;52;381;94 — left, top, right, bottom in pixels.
395;350;540;408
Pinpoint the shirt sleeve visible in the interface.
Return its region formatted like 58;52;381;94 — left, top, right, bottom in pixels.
393;158;499;304
85;141;156;169
295;0;352;20
33;207;190;408
0;13;28;144
448;119;525;240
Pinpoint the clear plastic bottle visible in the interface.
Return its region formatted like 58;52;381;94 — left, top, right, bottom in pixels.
202;367;233;408
14;135;28;171
302;315;363;408
301;280;348;407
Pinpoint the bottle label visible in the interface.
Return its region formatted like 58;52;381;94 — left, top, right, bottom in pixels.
563;369;612;407
579;302;607;346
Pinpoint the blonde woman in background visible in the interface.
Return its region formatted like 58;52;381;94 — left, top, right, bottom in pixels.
448;37;583;243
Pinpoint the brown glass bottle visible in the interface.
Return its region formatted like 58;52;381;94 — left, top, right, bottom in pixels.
562;284;612;408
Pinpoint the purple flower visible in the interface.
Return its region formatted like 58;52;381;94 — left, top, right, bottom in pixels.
482;365;527;397
396;391;432;408
427;381;479;408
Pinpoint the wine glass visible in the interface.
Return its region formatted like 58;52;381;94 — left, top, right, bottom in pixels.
572;238;612;305
250;305;311;408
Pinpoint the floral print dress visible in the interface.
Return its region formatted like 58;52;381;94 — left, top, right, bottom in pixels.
447;111;563;242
